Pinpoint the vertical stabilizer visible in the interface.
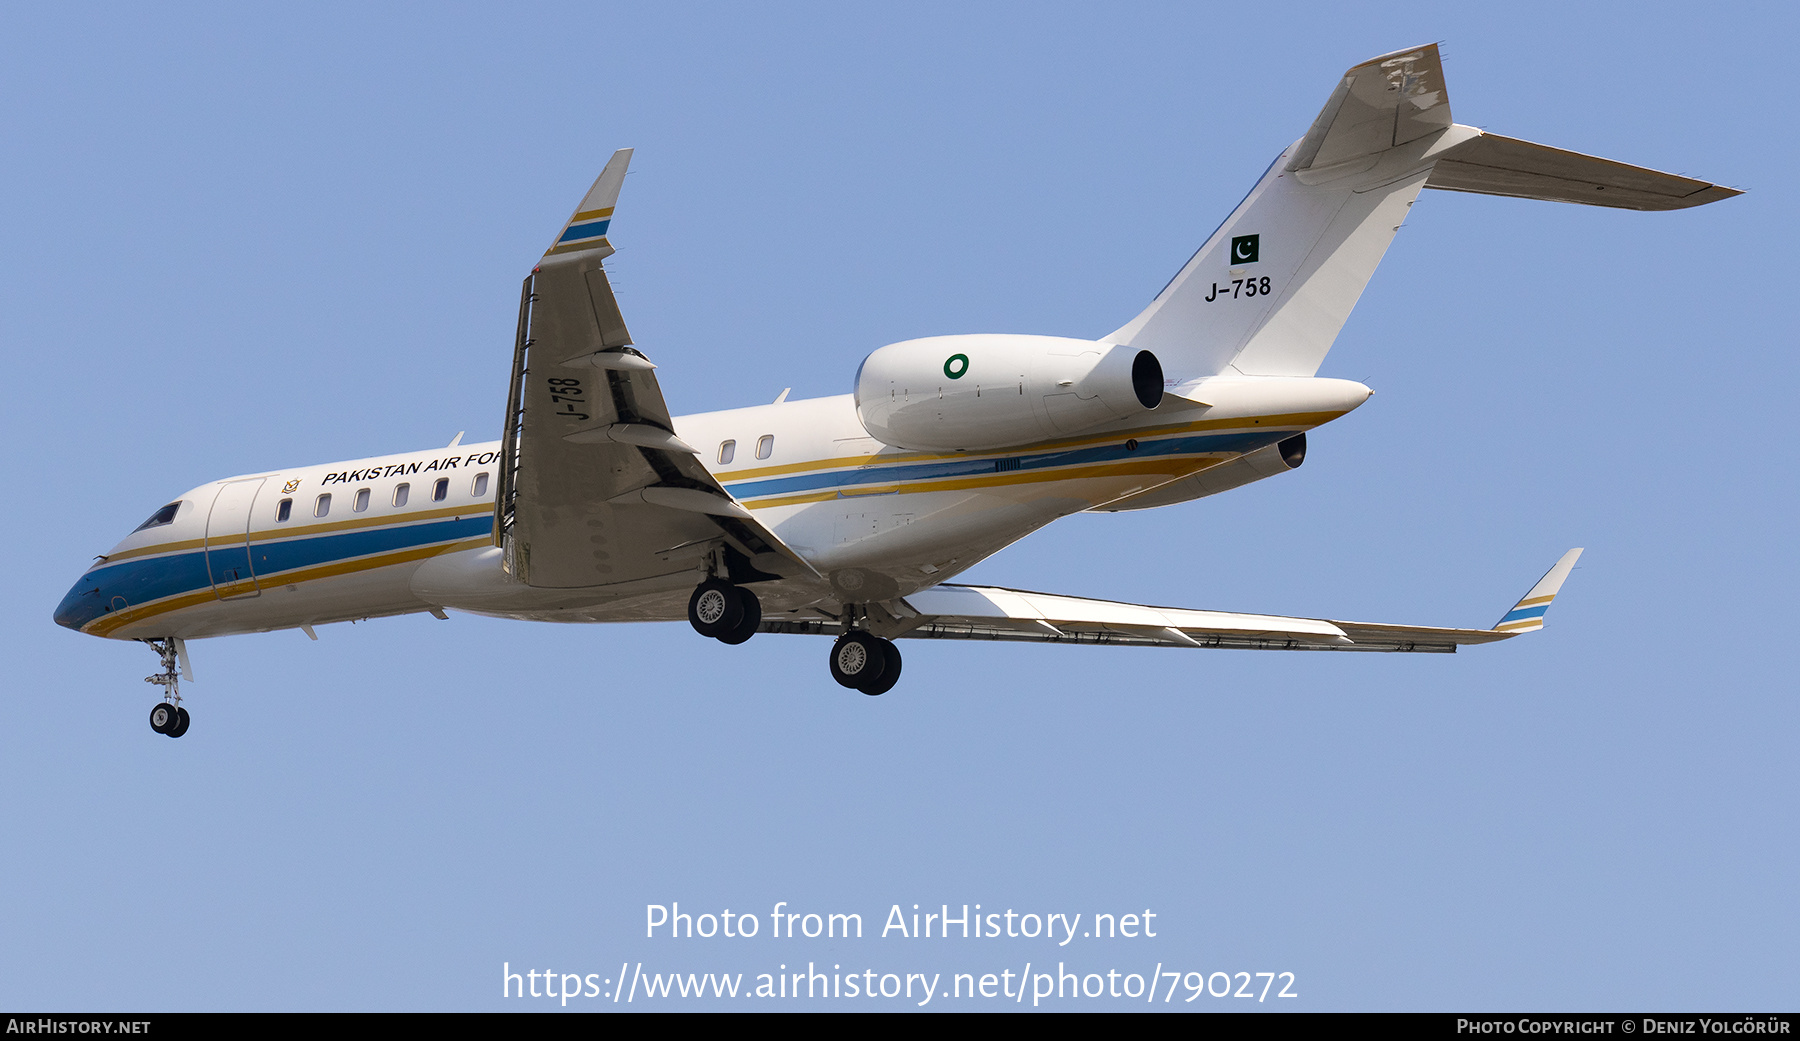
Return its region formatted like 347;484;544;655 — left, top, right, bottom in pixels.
1107;44;1739;382
1107;45;1460;379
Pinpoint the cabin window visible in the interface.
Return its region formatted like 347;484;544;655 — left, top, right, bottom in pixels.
392;483;409;507
432;478;449;502
471;472;489;497
276;499;292;523
717;440;735;464
353;488;371;513
133;502;181;532
756;434;774;460
314;494;331;518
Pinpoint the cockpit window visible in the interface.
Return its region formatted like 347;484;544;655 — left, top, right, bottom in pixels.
133;502;181;532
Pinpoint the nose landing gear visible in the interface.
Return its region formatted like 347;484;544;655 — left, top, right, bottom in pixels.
143;637;191;738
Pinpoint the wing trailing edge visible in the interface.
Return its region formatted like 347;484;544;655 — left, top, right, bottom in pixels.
886;549;1584;653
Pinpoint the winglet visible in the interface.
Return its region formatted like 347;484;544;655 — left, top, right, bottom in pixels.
1492;548;1584;633
545;148;634;259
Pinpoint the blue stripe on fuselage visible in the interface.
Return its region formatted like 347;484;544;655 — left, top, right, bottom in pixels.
720;429;1286;501
54;514;490;633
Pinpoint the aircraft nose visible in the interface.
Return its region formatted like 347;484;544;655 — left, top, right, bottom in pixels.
54;574;107;633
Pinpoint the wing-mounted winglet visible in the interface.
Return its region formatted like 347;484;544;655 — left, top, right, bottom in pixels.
545;147;634;259
1492;548;1584;634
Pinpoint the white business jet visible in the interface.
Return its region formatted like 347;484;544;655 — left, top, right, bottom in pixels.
56;45;1737;737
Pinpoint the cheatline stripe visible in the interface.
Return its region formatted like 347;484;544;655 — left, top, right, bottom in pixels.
723;428;1287;501
716;409;1346;484
69;516;491;635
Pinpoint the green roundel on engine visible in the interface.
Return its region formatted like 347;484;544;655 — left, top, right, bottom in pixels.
943;353;969;379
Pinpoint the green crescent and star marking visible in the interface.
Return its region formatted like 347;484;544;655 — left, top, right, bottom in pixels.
1205;235;1270;303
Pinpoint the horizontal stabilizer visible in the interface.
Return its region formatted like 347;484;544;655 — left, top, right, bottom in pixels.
1427;132;1740;210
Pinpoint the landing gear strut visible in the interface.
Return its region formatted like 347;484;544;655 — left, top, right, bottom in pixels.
829;629;902;696
143;637;190;738
687;579;762;645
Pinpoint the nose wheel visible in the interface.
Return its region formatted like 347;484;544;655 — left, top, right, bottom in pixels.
829;630;902;696
142;637;192;738
149;702;190;737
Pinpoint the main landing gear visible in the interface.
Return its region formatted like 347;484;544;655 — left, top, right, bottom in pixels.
685;578;905;696
829;629;902;697
143;637;190;738
687;578;762;645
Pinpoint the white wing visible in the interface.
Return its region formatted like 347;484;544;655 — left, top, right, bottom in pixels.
872;549;1584;653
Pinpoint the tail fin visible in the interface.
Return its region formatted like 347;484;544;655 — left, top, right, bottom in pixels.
1108;44;1739;381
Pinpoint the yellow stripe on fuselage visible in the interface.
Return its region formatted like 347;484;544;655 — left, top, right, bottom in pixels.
85;535;490;638
739;455;1232;510
714;409;1345;485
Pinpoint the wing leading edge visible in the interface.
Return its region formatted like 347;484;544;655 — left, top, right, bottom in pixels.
887;549;1584;653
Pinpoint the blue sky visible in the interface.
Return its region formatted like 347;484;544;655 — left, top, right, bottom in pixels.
4;2;1793;1011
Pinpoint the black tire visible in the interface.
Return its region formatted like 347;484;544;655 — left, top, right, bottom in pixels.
168;707;191;738
858;639;903;696
716;587;762;645
828;631;887;689
149;702;176;735
687;579;743;639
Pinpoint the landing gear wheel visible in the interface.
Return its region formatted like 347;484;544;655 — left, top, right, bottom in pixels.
687;579;743;639
829;631;887;689
716;587;762;645
149;702;177;735
168;707;191;738
858;639;903;696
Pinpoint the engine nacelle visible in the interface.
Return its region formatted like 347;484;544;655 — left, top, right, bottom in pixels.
854;334;1164;451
